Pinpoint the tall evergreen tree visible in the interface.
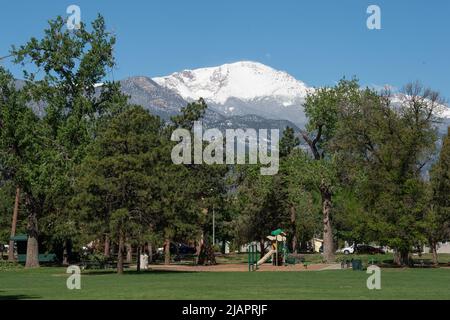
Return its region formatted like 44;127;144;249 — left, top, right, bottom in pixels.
166;98;228;265
279;126;300;158
73;106;165;274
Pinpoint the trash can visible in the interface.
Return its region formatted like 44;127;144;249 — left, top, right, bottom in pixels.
352;259;362;271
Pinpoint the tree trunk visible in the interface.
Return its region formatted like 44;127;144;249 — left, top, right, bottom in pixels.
259;239;266;260
393;250;401;265
290;205;298;254
205;240;217;265
136;246;141;272
104;235;110;257
195;233;204;265
394;249;410;266
197;237;216;265
148;243;153;263
164;238;171;265
430;241;438;265
126;243;132;263
321;182;335;263
117;231;125;274
8;187;20;261
400;250;410;266
25;212;39;268
62;240;69;266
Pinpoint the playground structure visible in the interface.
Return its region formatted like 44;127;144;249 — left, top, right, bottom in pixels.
248;229;288;271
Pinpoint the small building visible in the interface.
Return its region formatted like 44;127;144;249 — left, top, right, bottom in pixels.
423;242;450;254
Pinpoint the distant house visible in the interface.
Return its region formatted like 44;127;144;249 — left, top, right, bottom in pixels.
423;242;450;254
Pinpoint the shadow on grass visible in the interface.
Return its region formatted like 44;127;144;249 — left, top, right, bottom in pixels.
81;269;197;276
0;291;41;300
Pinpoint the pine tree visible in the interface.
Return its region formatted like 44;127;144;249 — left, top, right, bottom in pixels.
279;127;299;158
73;106;165;274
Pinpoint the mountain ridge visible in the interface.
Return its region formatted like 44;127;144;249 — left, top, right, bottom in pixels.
152;61;311;127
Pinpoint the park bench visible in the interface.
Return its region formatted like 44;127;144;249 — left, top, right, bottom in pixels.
286;255;310;268
80;259;130;270
409;259;433;268
174;253;198;265
17;253;57;264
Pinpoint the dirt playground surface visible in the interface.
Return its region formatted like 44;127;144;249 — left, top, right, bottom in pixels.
147;263;334;272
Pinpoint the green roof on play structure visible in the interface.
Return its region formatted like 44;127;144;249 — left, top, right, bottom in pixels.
271;229;284;236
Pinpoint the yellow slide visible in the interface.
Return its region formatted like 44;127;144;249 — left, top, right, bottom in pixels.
256;249;276;266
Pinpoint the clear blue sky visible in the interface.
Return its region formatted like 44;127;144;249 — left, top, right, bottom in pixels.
1;0;449;99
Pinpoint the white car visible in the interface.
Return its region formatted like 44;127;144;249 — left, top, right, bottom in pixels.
337;244;355;255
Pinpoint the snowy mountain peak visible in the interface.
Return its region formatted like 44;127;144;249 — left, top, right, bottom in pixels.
153;61;311;105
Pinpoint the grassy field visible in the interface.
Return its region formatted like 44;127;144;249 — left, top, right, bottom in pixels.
216;252;450;265
0;266;449;300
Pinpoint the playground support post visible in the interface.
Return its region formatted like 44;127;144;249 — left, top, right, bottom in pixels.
248;244;258;272
248;245;251;271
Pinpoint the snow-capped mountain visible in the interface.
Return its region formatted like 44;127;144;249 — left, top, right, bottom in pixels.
390;93;450;135
153;61;312;127
117;75;300;133
19;60;450;137
119;76;187;119
443;107;450;118
153;61;310;104
153;61;450;131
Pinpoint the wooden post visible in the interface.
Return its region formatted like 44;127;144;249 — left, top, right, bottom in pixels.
8;187;20;261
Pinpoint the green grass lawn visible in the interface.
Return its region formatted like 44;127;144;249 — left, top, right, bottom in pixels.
0;267;449;300
216;253;450;265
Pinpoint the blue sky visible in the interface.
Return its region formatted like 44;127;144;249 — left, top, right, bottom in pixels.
1;0;449;99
